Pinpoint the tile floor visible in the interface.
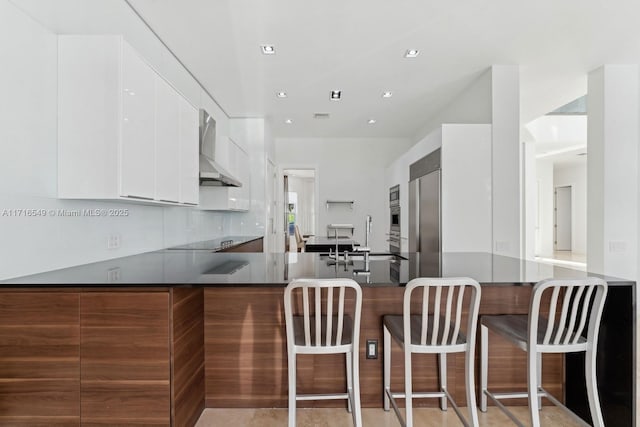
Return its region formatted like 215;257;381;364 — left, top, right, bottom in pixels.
196;406;581;426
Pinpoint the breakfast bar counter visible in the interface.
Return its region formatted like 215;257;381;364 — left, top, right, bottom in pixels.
0;251;634;426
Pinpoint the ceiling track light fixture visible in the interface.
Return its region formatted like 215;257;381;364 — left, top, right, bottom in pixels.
330;90;342;100
404;49;419;58
382;91;393;98
261;44;276;55
367;119;376;124
276;91;287;98
284;119;293;124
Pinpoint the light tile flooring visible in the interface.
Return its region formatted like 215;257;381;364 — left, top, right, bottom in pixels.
196;407;581;426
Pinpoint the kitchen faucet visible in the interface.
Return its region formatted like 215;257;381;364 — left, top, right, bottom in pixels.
353;215;372;262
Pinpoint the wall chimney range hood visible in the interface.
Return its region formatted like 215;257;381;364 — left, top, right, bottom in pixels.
199;109;242;187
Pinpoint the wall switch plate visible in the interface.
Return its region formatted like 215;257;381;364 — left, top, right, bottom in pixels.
366;339;378;359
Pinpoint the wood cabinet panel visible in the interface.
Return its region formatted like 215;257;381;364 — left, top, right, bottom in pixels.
0;292;80;424
204;286;564;408
81;292;170;425
171;288;205;427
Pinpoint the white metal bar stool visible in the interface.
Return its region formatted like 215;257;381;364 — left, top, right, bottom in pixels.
284;278;363;427
383;277;481;427
480;277;608;427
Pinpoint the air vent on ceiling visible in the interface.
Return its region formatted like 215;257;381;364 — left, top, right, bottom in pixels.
313;113;330;119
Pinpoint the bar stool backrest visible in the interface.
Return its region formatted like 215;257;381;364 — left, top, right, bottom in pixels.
285;278;362;350
403;277;481;349
529;278;608;351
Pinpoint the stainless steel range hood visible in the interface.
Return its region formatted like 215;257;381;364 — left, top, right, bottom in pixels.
199;109;242;187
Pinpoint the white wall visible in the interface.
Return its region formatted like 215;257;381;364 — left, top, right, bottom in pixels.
276;137;413;252
587;65;638;281
413;69;492;141
0;1;264;280
554;161;587;255
441;124;492;253
491;65;522;258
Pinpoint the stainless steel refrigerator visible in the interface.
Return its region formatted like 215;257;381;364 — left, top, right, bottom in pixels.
409;148;441;277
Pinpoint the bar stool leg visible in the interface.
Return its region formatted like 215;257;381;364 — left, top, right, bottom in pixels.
405;347;413;427
288;352;296;427
585;346;605;427
346;352;353;413
465;340;480;427
537;353;542;410
383;325;391;411
479;324;488;412
527;350;541;427
351;348;363;427
438;353;447;410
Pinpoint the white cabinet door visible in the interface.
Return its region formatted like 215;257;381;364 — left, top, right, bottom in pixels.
179;98;199;205
154;77;181;203
120;43;156;199
236;146;251;211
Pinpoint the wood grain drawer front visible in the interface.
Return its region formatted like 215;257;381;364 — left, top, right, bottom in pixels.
0;292;80;425
172;288;205;427
81;292;170;426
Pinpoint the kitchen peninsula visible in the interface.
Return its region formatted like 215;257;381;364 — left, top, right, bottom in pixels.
0;250;633;426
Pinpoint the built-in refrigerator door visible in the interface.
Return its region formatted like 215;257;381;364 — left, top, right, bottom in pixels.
418;169;441;276
408;169;441;278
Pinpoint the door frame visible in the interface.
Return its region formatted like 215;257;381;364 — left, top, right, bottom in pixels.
278;165;319;253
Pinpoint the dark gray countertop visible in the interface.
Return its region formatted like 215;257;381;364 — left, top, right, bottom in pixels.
1;250;633;287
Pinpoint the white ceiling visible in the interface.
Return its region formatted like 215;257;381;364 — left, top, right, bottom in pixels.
526;115;587;166
13;0;640;138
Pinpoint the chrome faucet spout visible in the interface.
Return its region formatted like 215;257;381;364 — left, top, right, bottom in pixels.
364;215;372;248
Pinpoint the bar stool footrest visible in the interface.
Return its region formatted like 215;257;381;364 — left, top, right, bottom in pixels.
297;393;349;401
385;387;471;427
483;387;592;427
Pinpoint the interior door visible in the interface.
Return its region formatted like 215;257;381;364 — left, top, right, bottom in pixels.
555;186;572;251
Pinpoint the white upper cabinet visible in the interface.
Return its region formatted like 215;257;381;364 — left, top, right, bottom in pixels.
58;35;199;206
120;42;156;200
179;98;199;205
154;76;181;203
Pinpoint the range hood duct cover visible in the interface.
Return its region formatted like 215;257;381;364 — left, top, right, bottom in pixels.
199;109;242;187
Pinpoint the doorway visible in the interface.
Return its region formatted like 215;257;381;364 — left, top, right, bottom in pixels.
283;169;316;252
554;185;572;251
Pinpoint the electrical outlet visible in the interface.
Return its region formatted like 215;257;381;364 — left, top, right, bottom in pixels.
107;234;121;249
366;339;378;359
107;267;121;283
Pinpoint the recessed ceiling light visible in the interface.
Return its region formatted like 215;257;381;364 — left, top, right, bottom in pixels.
367;119;376;124
330;90;342;101
261;45;275;55
284;119;293;124
382;91;393;98
276;91;287;98
404;49;419;58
